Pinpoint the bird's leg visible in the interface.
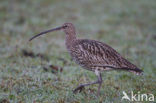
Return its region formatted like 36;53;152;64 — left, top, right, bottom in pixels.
73;70;102;95
97;72;102;96
73;80;99;93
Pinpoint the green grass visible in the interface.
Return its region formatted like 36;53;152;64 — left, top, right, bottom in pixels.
0;0;156;102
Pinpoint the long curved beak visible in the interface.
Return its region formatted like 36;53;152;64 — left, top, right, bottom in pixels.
29;26;64;41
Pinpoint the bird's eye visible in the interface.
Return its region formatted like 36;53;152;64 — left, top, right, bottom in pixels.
63;25;68;28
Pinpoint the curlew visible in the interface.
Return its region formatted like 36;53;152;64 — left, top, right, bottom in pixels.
29;23;143;96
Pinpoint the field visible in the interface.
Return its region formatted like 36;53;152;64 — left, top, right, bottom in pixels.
0;0;156;102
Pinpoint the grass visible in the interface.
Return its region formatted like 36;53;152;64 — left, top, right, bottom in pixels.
0;0;156;102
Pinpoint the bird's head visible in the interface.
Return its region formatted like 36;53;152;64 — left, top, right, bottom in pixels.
29;22;75;41
62;23;75;34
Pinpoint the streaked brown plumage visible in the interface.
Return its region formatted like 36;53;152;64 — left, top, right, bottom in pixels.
69;39;142;73
29;23;143;96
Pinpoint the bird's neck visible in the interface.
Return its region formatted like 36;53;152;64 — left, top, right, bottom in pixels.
65;32;76;50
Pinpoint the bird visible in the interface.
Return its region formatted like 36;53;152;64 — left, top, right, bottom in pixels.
29;23;143;96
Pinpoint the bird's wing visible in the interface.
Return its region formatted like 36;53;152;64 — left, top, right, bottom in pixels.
71;39;139;71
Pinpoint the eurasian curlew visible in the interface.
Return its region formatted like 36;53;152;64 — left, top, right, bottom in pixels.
29;23;143;96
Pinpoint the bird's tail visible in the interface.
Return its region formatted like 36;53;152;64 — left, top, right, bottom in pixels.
129;68;143;75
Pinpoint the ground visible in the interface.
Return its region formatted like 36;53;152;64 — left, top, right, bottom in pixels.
0;0;156;103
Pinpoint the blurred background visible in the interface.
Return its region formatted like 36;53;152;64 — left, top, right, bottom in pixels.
0;0;156;102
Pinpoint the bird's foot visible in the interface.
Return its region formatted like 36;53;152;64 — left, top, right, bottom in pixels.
73;84;85;93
